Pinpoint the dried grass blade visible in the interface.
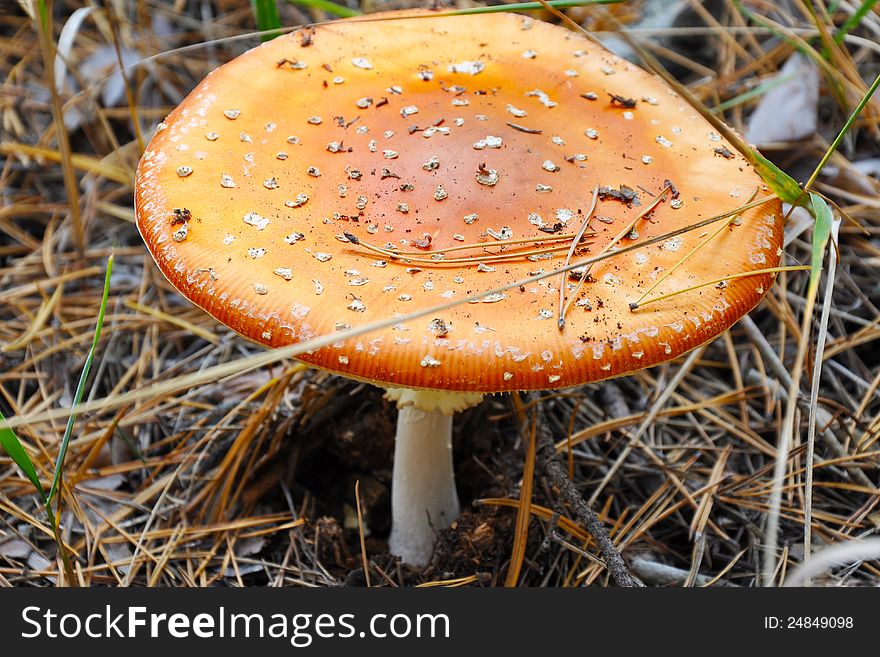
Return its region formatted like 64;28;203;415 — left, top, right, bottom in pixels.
0;142;131;185
355;479;371;587
123;299;218;344
560;184;671;324
803;216;842;583
558;185;598;329
631;188;758;308
505;412;538;587
34;0;84;253
631;266;810;310
1;284;63;353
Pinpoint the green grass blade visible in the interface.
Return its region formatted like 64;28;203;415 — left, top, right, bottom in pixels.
808;193;833;294
251;0;283;41
284;0;361;19
0;412;47;503
47;255;114;505
711;73;797;114
834;0;878;45
804;73;880;192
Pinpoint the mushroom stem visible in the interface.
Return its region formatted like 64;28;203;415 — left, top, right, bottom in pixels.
388;405;458;565
385;388;483;565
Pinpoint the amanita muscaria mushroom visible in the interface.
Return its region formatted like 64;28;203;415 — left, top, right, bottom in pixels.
136;10;783;565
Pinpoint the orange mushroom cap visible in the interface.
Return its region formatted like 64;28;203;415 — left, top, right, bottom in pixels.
136;10;783;393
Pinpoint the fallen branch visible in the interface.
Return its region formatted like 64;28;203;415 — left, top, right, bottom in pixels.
531;394;644;588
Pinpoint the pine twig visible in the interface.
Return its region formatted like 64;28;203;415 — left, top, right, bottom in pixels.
531;395;644;587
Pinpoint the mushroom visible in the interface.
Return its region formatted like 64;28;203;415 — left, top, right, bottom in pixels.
135;10;783;565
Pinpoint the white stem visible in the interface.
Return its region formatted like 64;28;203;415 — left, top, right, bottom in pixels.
388;404;459;566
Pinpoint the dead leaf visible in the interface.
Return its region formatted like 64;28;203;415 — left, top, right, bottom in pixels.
746;53;819;145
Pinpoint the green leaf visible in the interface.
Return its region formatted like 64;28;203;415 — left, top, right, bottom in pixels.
751;152;804;205
284;0;361;19
251;0;283;41
0;411;47;503
47;255;114;505
808;193;833;294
